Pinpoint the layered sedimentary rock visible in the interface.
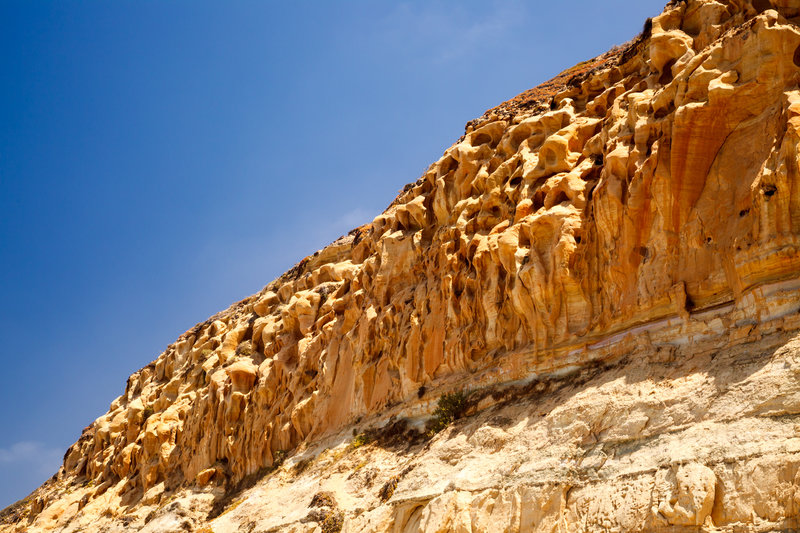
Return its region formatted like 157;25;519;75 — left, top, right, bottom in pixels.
5;0;800;531
200;328;800;532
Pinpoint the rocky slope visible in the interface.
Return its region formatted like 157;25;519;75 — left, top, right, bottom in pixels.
4;0;800;531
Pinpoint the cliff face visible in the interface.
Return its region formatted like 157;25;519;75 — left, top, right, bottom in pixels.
5;1;800;531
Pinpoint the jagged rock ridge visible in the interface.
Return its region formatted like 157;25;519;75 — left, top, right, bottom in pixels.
4;0;800;531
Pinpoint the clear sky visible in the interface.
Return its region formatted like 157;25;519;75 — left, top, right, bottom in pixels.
0;0;667;508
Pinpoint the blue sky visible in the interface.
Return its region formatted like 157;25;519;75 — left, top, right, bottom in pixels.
0;0;667;508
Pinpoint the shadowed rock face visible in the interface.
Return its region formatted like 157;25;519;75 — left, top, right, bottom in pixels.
6;1;800;531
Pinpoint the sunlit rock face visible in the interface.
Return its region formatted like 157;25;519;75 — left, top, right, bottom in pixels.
6;1;800;531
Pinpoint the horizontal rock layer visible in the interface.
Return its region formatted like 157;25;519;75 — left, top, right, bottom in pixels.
5;0;800;531
213;325;800;533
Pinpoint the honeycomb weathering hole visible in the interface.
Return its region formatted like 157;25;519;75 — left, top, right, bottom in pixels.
794;44;800;67
753;0;772;12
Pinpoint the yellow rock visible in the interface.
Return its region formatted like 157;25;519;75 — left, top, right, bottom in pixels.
195;467;216;486
7;1;800;532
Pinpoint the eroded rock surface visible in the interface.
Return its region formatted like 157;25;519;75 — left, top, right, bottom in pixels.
5;0;800;531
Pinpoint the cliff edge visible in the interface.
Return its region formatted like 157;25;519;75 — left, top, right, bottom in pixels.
4;1;800;531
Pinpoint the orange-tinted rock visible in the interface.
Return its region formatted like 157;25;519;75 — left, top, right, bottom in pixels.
7;1;800;532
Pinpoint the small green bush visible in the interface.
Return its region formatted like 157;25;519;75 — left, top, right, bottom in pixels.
142;405;154;422
349;431;374;450
426;391;469;436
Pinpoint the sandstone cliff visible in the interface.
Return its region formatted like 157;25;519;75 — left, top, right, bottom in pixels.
4;0;800;531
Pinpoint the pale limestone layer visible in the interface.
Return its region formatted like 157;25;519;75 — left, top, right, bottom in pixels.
19;323;800;533
5;0;800;531
212;327;800;533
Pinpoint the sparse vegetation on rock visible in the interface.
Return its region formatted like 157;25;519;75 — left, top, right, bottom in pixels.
426;391;469;436
377;476;399;503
